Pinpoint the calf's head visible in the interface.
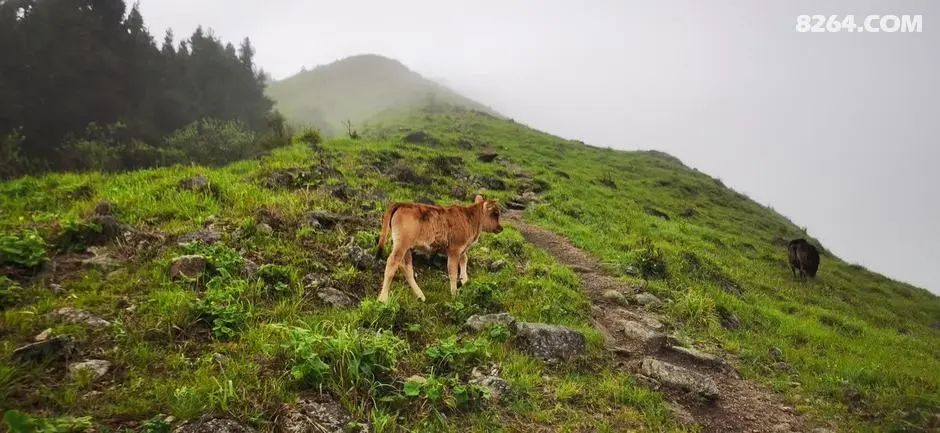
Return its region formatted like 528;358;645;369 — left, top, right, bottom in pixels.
475;194;503;234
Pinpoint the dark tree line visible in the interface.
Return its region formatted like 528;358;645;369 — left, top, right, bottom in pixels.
0;0;282;176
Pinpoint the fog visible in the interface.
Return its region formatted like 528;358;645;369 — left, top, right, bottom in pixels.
139;0;940;293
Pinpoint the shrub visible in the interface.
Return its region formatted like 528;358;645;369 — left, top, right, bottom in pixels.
294;128;323;147
0;276;22;310
635;237;667;279
256;264;294;295
0;129;38;180
164;119;258;166
425;336;489;373
284;325;407;395
0;229;47;268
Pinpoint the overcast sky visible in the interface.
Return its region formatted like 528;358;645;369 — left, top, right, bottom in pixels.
140;0;939;293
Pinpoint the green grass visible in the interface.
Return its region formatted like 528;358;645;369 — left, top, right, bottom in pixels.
2;107;937;432
0;124;685;431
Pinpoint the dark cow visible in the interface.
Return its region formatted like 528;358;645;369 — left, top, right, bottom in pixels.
788;239;820;280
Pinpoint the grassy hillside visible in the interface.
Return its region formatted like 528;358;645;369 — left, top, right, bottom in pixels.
266;55;496;136
1;108;938;432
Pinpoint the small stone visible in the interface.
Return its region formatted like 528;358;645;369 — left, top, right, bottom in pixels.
50;307;110;328
348;243;380;271
469;370;512;402
465;312;516;332
81;254;121;272
178;174;212;193
603;290;628;305
487;259;507;272
317;287;356;308
638;357;719;399
34;328;53;342
170;255;207;280
178;228;222;245
634;292;663;308
513;322;586;364
278;397;353;433
12;336;73;363
68;359;111;380
50;283;66;295
769;347;785;362
243;259;259;278
174;417;256;433
620;320;666;351
256;223;274;235
623;265;641;277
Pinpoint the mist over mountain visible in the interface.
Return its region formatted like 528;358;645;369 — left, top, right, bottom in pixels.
267;54;496;135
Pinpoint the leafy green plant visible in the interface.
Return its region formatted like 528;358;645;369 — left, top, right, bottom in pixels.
634;237;667;279
181;242;244;276
402;374;490;411
2;410;92;433
0;229;47;268
357;298;401;330
0;276;22;310
256;264;294;295
446;281;502;323
284;325;407;396
196;273;251;339
425;336;489;373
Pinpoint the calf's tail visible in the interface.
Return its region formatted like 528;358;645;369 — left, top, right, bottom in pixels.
376;204;401;258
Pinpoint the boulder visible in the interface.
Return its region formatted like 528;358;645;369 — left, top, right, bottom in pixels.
278;397;354;433
178;228;222;245
12;336;73;363
477;149;499;162
317;287;356;308
170;255;207;280
602;290;629;305
469;367;512;402
619;319;666;351
50;307;110;328
513;322;586;364
174;417;256;433
634;292;663;308
178;174;212;193
465;312;515;332
68;359;111;380
639;357;719;399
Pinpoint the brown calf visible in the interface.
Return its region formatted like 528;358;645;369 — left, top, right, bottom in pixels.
375;195;503;303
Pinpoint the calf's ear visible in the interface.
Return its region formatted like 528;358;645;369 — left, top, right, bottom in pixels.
474;194;484;204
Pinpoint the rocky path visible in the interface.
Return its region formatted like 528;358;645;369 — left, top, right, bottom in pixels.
506;211;810;433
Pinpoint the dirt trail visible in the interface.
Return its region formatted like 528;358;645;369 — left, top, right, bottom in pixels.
506;211;809;433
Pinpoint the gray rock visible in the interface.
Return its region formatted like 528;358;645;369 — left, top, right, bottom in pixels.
668;345;728;369
94;201;114;216
178;228;222;245
278;397;353;433
348;243;381;271
34;328;53;342
639;357;719;399
12;336;73;363
477;149;499;162
317;287;356;308
602;290;629;305
634;292;663;308
470;368;512;402
178;174;212;193
302;273;333;291
256;223;274;235
50;307;110;328
50;283;66;295
243;259;259;279
513;322;586;364
619;319;666;351
68;359;111;380
85;214;128;244
769;347;785;362
487;259;507;272
174;417;256;433
170;255;207;280
465;312;516;332
622;265;641;277
81;254;121;272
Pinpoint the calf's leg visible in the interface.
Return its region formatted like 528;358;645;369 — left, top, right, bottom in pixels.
379;246;406;303
447;250;461;297
401;251;426;301
459;252;469;286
